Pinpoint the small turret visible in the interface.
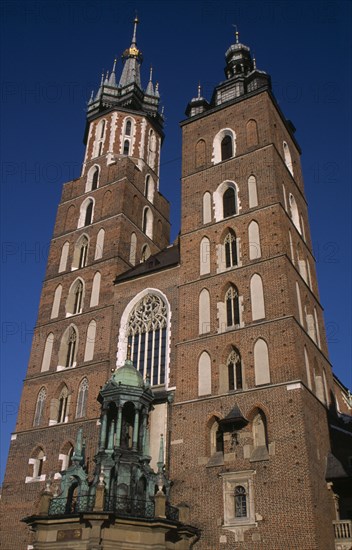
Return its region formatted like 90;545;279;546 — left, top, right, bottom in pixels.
185;27;271;118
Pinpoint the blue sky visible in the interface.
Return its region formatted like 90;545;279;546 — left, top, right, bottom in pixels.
1;0;351;483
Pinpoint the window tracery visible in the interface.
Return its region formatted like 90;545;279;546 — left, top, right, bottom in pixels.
227;348;242;391
225;286;240;327
224;232;238;268
127;294;167;385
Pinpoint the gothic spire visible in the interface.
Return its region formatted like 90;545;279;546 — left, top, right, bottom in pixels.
146;66;155;95
118;16;143;88
108;58;117;86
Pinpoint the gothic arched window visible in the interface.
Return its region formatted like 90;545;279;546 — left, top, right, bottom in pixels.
76;378;89;419
223;187;237;218
91;167;99;190
212;129;236;164
66;279;85;316
84;200;93;226
221;135;233;161
86;165;100;192
33;387;46;427
123;139;130;156
57;386;69;423
72;235;89;270
227;348;242;391
127;294;168;386
225;286;240;327
78;236;89;268
224;231;238;268
65;327;77;368
125;120;132;136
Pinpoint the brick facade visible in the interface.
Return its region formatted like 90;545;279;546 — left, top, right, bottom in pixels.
1;27;350;550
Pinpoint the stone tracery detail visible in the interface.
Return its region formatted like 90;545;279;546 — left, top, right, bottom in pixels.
127;294;167;385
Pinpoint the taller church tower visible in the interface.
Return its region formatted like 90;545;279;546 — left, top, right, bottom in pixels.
1;19;171;549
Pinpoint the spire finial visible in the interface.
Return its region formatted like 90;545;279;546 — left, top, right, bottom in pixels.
233;24;239;44
253;53;256;70
197;82;201;99
149;65;153;82
132;15;139;45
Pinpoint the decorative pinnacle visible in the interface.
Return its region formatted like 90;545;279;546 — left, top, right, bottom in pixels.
149;65;153;81
132;15;139;45
197;82;201;99
112;58;117;72
253;54;256;70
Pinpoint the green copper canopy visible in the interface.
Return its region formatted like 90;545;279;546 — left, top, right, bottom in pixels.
113;360;144;388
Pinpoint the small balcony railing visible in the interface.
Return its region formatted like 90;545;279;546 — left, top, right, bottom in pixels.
334;520;352;540
48;495;95;516
48;494;179;522
104;495;155;518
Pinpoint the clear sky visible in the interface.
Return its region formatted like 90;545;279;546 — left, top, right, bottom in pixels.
1;0;351;483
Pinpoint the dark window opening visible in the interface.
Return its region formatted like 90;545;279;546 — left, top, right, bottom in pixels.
221;135;233;161
84;201;93;226
223;188;237;218
123;140;130;156
92;168;99;190
125;120;132;136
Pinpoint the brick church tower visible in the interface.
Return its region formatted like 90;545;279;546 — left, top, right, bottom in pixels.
1;21;351;550
169;31;347;549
